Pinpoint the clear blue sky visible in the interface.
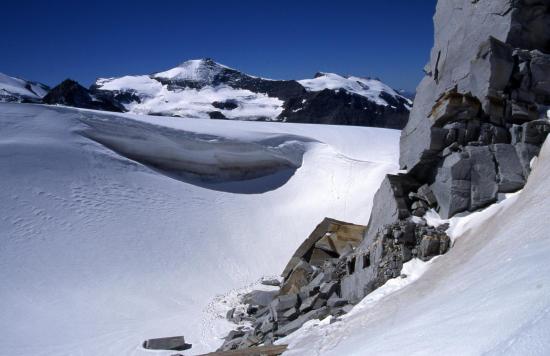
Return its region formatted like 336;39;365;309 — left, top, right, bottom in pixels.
1;0;436;91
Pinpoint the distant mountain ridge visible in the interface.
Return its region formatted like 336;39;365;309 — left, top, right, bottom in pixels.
2;59;413;129
91;59;412;128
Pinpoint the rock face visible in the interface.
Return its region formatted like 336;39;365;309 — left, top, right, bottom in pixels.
87;59;411;128
340;0;550;309
341;216;450;303
399;0;550;218
42;79;123;112
218;0;550;349
218;219;367;351
341;0;550;307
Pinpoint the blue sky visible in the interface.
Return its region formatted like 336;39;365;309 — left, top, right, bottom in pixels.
1;0;436;91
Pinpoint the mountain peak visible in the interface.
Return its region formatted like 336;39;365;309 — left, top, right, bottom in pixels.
176;58;223;68
154;58;231;82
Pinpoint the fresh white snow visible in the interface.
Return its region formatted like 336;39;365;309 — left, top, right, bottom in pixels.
127;85;284;120
96;75;163;96
96;71;284;121
0;103;400;355
279;141;550;355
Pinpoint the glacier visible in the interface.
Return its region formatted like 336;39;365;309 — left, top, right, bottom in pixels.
0;102;399;355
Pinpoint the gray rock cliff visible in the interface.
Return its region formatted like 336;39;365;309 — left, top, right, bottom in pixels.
217;0;550;350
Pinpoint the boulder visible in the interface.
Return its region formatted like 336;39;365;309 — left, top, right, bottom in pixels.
224;329;246;341
491;144;526;192
530;50;550;101
142;336;191;351
314;229;363;257
260;278;281;287
515;142;541;178
308;248;336;268
319;281;339;299
259;317;274;335
361;174;420;248
281;218;365;279
299;294;320;314
509;100;538;123
431;152;472;219
521;120;550;145
416;184;438;206
465;146;498;210
282;307;299;322
223;331;261;350
469;37;514;113
270;294;298;312
429;91;481;127
243;290;279;308
274;307;329;337
418;234;450;261
327;296;348;308
280;260;313;295
300;272;324;297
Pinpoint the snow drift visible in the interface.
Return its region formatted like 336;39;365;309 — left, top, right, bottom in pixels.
78;112;314;193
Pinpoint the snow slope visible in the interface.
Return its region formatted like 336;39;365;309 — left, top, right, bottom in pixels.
280;141;550;354
0;72;48;102
0;103;399;355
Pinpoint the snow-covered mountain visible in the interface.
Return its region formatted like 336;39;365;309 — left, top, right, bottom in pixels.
89;59;411;128
0;102;399;355
0;72;49;103
298;72;405;107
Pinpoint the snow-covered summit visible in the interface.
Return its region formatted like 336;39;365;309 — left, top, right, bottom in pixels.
299;72;412;107
92;59;411;128
153;58;231;83
0;72;49;102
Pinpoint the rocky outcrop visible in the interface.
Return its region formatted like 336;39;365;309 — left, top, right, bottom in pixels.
399;0;550;218
339;1;550;310
280;87;410;128
342;217;450;303
218;219;364;351
218;0;550;350
219;216;450;350
338;0;550;309
43;79;123;112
